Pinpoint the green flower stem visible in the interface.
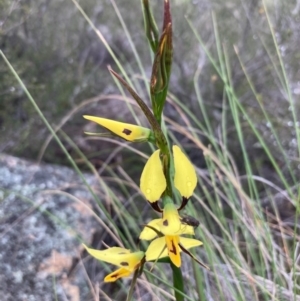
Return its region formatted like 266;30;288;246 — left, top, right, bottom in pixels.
161;151;173;199
170;260;185;301
161;195;173;207
126;268;140;301
148;0;173;200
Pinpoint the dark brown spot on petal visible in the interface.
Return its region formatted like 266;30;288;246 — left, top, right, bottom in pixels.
163;219;168;226
169;239;177;255
111;272;120;278
122;128;132;135
120;262;129;266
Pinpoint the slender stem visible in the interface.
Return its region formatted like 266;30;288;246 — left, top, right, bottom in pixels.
126;268;139;301
162;152;173;199
170;261;185;301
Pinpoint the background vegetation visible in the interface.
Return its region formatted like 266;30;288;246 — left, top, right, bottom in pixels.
1;0;300;300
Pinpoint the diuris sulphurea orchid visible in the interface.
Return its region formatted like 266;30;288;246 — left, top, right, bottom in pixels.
139;203;205;268
81;1;208;299
140;145;197;205
83;244;145;282
83;115;153;142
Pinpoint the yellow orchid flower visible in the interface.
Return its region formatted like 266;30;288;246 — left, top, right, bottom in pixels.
83;115;151;142
140;145;197;203
83;244;145;282
146;236;203;267
140;203;203;267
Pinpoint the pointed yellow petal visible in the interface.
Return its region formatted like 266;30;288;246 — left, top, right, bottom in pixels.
165;235;181;267
173;145;197;199
179;237;203;249
83;244;144;268
140;150;167;202
158;203;181;235
85;245;131;255
83;116;151;142
139;218;162;240
145;236;202;264
145;237;168;261
104;267;132;282
83;245;130;257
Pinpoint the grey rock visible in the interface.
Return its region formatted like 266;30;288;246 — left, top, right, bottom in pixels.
0;154;103;301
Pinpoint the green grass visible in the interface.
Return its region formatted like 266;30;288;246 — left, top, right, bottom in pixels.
1;0;299;300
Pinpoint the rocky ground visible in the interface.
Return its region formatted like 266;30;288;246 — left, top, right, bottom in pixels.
0;153;107;301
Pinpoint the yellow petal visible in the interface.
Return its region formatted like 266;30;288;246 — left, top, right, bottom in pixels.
139;218;162;240
83;116;151;142
145;237;168;261
83;244;144;268
145;236;202;264
173;145;197;199
165;235;181;267
147;205;195;236
140;150;167;202
158;203;181;235
104;267;132;282
85;245;131;256
179;237;203;249
158;220;195;236
83;245;130;258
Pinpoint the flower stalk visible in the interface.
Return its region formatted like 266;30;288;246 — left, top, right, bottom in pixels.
171;261;185;301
